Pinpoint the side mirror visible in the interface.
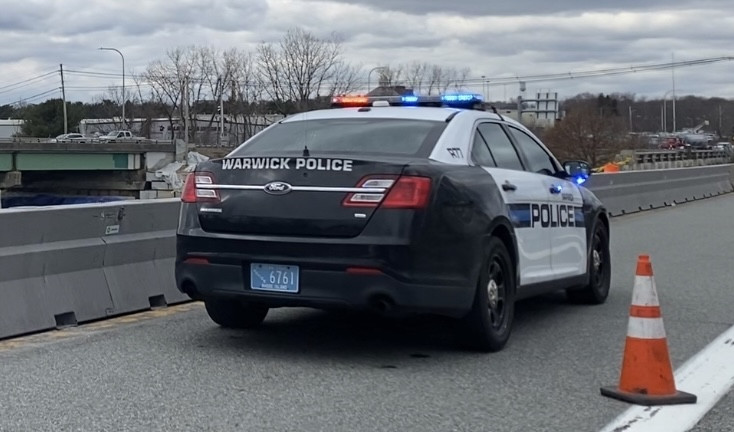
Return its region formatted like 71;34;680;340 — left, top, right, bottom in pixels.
563;160;592;185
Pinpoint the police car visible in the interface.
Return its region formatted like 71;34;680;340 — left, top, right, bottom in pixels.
175;93;611;352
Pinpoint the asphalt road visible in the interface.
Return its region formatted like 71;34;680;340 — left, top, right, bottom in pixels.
1;195;733;432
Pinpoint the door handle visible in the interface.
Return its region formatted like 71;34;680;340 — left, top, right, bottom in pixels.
502;182;517;192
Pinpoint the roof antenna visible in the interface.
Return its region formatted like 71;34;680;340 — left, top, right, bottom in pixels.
302;144;310;157
491;105;505;121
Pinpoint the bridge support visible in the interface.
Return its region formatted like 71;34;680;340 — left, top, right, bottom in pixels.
0;171;21;209
0;171;21;189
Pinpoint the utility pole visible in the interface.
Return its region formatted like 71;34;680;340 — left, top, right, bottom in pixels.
660;105;664;132
216;76;224;146
671;53;677;132
220;95;224;146
628;105;633;131
60;64;68;134
183;78;189;144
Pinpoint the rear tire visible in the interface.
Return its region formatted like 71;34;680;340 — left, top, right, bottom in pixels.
204;297;269;329
566;222;611;304
458;237;516;352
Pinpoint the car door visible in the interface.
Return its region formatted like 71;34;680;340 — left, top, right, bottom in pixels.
472;122;555;286
505;125;587;279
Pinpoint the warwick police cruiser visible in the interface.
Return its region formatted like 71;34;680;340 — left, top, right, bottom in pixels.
175;93;611;352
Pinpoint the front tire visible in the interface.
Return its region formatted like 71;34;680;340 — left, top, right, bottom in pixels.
566;222;611;304
458;237;516;352
204;297;269;329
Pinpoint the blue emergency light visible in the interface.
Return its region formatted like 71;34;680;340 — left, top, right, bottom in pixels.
441;93;482;102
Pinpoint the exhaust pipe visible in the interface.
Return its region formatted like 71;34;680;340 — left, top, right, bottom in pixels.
369;295;395;314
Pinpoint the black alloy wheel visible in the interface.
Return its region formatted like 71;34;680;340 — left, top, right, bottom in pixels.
567;222;611;304
459;237;516;352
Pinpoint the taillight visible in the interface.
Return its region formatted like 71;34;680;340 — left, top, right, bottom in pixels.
342;176;396;207
181;172;219;203
342;175;431;209
382;176;432;209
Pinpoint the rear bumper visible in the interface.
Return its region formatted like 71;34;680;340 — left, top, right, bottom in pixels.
175;235;476;318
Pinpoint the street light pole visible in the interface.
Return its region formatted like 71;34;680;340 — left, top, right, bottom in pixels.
662;90;673;132
99;47;125;128
671;53;677;132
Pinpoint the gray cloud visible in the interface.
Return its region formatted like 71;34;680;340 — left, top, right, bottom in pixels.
1;0;734;105
299;0;734;16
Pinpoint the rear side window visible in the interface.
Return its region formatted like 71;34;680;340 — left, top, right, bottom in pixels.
477;123;524;171
508;127;558;175
471;132;496;167
232;118;446;157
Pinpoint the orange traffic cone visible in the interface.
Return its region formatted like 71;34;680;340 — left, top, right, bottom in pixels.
600;255;697;405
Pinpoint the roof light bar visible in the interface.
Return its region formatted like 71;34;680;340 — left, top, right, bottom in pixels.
330;93;485;110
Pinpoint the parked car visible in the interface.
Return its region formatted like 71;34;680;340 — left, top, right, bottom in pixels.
50;133;86;143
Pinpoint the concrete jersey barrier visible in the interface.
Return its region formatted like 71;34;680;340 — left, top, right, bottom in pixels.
1;165;733;340
0;199;188;339
586;164;734;216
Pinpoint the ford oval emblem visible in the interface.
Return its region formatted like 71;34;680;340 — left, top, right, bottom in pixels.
263;181;292;195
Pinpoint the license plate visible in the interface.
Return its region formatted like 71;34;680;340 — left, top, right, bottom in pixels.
250;263;299;293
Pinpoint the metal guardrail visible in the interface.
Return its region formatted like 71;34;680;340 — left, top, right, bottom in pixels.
631;149;732;163
1;165;733;340
0;137;176;153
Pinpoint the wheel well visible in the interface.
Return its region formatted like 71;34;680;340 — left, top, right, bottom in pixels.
491;224;517;271
598;212;610;235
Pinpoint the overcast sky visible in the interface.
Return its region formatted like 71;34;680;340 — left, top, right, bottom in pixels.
2;0;734;106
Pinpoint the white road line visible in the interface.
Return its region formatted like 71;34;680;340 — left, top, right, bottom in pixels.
599;324;734;432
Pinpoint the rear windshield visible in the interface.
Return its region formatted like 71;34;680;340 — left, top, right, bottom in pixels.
231;118;446;157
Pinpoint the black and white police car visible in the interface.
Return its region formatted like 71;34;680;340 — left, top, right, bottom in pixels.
175;93;611;352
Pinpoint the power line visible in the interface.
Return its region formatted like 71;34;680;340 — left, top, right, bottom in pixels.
65;69;122;78
6;54;734;105
0;70;58;91
65;83;154;90
62;55;734;87
468;56;734;86
5;88;60;105
0;71;59;95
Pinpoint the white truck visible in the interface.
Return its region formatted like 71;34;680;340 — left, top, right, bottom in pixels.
99;130;137;142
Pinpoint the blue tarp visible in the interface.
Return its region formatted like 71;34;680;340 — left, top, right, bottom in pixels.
1;194;127;208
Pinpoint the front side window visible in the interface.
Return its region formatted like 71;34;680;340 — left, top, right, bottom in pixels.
508;127;558;175
477;123;524;171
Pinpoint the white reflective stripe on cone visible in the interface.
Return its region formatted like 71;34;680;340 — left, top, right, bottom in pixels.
631;275;661;307
627;316;667;339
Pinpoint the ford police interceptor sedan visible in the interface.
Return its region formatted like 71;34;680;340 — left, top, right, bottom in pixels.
175;93;611;352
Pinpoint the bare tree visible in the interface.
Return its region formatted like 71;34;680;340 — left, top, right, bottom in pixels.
376;65;404;89
378;62;472;95
256;27;356;114
100;83;138;130
328;60;362;96
542;99;632;167
402;61;429;94
225;48;273;143
141;47;194;140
